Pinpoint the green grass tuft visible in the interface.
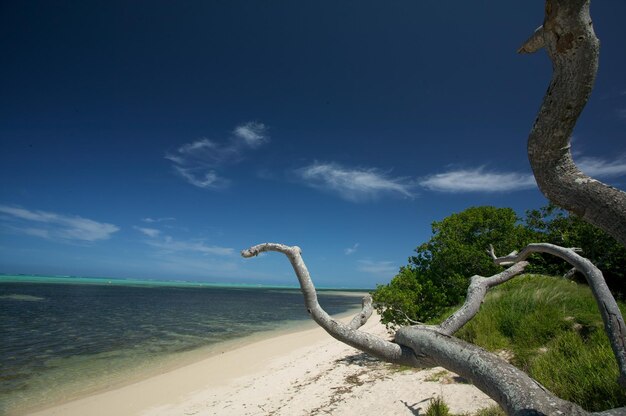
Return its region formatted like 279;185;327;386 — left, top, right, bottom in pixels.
424;369;449;382
473;405;506;416
425;396;451;416
442;275;626;412
531;329;624;410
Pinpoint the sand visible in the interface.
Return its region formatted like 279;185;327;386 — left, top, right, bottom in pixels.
28;313;497;416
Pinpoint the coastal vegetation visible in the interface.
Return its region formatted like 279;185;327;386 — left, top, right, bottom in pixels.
433;275;626;411
370;205;626;410
372;205;626;327
424;397;506;416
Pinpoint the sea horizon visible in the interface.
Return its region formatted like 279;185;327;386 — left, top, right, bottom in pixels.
0;273;374;291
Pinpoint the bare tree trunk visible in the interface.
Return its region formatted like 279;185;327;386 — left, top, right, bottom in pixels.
523;0;626;247
242;243;626;415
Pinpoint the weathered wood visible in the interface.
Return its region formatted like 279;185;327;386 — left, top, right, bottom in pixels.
241;243;421;367
525;0;626;247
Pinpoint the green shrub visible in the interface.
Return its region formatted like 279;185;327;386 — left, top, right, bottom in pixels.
374;206;530;326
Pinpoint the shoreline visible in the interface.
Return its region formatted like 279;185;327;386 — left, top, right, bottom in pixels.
25;311;497;416
2;283;368;416
12;308;361;416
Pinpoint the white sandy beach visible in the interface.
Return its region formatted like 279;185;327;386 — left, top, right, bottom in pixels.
28;313;496;416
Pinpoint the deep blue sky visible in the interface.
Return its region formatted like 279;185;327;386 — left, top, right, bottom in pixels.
1;1;625;288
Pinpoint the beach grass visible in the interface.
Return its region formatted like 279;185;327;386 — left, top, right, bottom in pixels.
431;274;626;412
472;405;506;416
425;396;452;416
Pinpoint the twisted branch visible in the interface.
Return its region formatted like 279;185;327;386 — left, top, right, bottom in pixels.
522;0;626;247
241;243;420;367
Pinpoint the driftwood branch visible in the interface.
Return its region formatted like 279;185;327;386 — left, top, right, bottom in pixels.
241;243;420;367
490;243;626;388
243;242;626;415
524;0;626;247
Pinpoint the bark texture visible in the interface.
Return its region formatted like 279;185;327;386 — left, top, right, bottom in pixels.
525;0;626;247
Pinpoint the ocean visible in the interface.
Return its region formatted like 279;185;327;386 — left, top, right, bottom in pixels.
0;275;366;415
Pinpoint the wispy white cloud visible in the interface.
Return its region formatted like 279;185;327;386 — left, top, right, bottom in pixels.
419;167;536;193
134;225;233;256
357;260;397;276
344;243;359;255
173;166;229;189
296;162;415;202
233;122;268;148
419;154;626;194
133;226;161;238
0;205;119;242
166;138;239;168
23;227;52;239
146;236;234;256
166;121;269;189
141;217;176;223
577;155;626;177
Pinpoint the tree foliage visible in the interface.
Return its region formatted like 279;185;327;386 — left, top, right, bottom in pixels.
525;205;626;296
373;205;626;327
373;206;530;326
371;264;446;326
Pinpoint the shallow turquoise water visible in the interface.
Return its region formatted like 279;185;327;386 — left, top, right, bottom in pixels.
0;276;364;415
0;274;310;288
